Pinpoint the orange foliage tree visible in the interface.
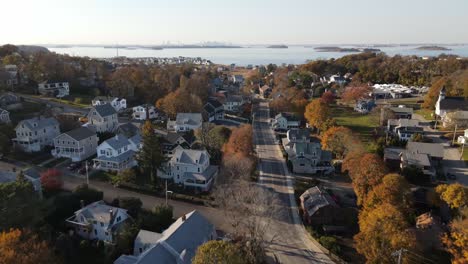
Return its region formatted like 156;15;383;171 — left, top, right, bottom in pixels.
156;89;202;119
441;207;468;264
40;169;63;192
304;99;332;133
320;91;336;104
355;203;416;263
223;124;253;157
349;153;387;206
341;85;372;103
321;126;361;159
364;174;412;212
0;229;61;264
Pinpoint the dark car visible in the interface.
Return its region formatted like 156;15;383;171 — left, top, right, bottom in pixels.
67;163;80;171
447;173;457;180
78;167;87;175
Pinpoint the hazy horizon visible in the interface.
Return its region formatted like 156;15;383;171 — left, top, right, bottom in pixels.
2;0;468;45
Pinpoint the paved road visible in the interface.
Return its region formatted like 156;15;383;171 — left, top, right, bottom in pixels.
61;175;233;233
253;101;334;264
414;114;468;186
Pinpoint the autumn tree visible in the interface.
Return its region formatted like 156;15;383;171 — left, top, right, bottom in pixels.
156;89;203;118
349;153;388;206
355;203;416;263
192;240;244;264
0;229;61;264
321;126;361;158
304;99;332;133
136;121;166;186
320;91;336;104
223;124;253;157
435;184;468;209
365;174;412;212
196;123;231;163
40;168;63;193
423;77;448;109
341;85;372;103
441;207;468;264
341;150;365;177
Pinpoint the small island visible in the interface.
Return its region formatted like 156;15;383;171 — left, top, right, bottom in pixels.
314;46;360;52
416;45;451;51
267;45;288;49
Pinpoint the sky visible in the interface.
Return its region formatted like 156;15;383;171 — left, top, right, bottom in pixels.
1;0;468;45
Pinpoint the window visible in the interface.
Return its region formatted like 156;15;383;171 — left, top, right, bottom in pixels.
139;248;142;253
100;222;104;227
94;230;97;235
117;216;121;222
105;232;109;236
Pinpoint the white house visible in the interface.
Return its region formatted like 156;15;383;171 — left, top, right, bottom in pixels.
288;142;333;174
87;104;119;133
259;85;272;98
457;129;468;145
223;95;244;112
93;134;142;172
132;104;158;121
435;87;468;128
387;119;423;141
12;116;60;153
158;149;218;192
271;113;300;131
0;108;10;123
92;97;127;112
38;81;70;98
66;200;131;243
52;127;99;162
167;113;202;132
114;210;216;264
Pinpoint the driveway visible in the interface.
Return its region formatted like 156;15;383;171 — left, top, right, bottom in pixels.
413;114;468;186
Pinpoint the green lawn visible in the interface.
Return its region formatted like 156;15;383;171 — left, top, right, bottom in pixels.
415;108;435;121
332;105;379;142
460;146;468;162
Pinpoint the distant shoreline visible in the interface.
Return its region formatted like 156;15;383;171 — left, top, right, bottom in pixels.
415;45;451;51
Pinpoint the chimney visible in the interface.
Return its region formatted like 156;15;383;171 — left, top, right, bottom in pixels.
109;209;114;218
181;214;186;222
80;200;85;208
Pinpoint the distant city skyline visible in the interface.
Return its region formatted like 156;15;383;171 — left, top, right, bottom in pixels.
2;0;468;45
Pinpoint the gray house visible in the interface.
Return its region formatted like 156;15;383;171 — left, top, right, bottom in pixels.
52;127;99;162
12;116;60;153
289;142;333;174
114;210;216;264
87;104;119;133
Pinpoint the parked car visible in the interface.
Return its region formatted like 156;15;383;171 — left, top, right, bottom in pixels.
78;167;87;175
67;163;80;171
447;173;457;180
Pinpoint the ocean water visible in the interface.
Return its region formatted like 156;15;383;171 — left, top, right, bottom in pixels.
48;45;468;66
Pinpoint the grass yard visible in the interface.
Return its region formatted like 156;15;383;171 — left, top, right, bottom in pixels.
415;108;435;121
332;105;379;142
460;146;468;162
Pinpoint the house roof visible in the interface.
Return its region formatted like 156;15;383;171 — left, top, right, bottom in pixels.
226;95;243;103
175;113;202;126
184;165;218;182
173;149;208;165
63;127;96;141
135;230;163;248
389;106;414;114
439;97;468;111
293;142;321;156
259;85;271;92
384;147;405;161
73;200;128;228
402;151;431;167
23;167;41;179
115;210;214;264
93;103;117;117
406;142;444;159
16;116;58;131
275;112;300;122
105;134;131;150
287;129;310;140
388;119;420;127
94;150;136;163
300;186;337;217
117;123;140;138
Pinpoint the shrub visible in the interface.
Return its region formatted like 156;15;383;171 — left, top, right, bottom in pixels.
319;236;341;255
73;184;103;205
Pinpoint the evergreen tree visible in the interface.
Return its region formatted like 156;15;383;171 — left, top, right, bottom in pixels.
137;121;166;187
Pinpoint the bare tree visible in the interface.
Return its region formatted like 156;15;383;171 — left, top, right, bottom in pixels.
214;179;280;263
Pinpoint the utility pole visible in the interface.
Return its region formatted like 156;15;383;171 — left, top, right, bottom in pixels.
85;161;89;185
392;248;407;264
452;124;458;146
